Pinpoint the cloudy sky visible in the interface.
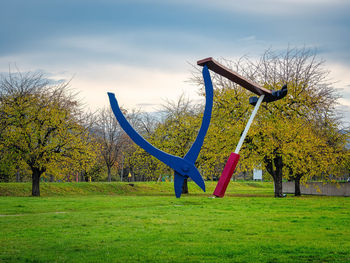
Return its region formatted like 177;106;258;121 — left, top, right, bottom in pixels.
1;0;350;124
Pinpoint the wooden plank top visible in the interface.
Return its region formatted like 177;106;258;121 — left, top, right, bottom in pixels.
197;57;272;96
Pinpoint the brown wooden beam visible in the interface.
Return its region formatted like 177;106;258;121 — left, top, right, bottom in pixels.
197;57;272;96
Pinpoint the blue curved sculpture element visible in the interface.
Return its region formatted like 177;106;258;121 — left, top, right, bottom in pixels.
108;65;213;198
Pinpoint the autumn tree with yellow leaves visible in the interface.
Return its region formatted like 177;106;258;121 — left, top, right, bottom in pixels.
126;95;203;192
0;71;98;196
192;47;349;197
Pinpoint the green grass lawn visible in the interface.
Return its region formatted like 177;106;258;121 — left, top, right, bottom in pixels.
0;181;273;197
1;182;349;262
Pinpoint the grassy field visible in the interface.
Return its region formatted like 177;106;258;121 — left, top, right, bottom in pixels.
1;182;349;262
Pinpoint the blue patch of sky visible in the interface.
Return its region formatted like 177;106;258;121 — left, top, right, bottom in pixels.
1;0;349;67
1;1;249;46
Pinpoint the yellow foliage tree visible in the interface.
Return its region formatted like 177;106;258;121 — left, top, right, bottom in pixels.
0;71;97;196
192;47;348;197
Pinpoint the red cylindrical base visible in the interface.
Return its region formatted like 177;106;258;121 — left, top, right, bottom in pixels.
213;152;240;197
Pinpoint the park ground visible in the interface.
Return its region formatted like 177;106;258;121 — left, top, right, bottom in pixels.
0;181;349;262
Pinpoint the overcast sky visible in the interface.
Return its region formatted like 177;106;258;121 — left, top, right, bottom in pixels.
1;0;349;124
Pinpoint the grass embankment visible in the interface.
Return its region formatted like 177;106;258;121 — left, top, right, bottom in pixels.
1;182;349;262
0;181;273;197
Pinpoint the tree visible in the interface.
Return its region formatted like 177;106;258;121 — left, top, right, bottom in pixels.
0;146;16;182
242;48;346;196
192;47;347;197
197;81;251;181
125;111;163;182
280;113;349;195
151;94;202;193
0;70;96;196
94;107;125;182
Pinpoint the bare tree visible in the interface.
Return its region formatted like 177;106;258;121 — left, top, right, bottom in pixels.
95;107;126;182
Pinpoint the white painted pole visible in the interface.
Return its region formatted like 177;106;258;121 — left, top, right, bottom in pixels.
234;95;265;154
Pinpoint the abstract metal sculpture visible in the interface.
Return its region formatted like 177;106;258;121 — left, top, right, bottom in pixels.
108;57;286;198
197;57;287;198
108;65;214;198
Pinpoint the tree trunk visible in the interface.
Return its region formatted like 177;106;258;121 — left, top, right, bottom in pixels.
265;155;284;198
273;173;283;197
16;170;21;182
120;156;124;182
80;171;85;182
31;167;45;197
182;177;189;194
157;174;162;182
107;165;112;182
294;175;301;196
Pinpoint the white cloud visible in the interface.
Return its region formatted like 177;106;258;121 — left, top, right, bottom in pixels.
328;62;350;95
72;63;203;112
326;62;350;125
338;98;350;107
0;54;203;113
